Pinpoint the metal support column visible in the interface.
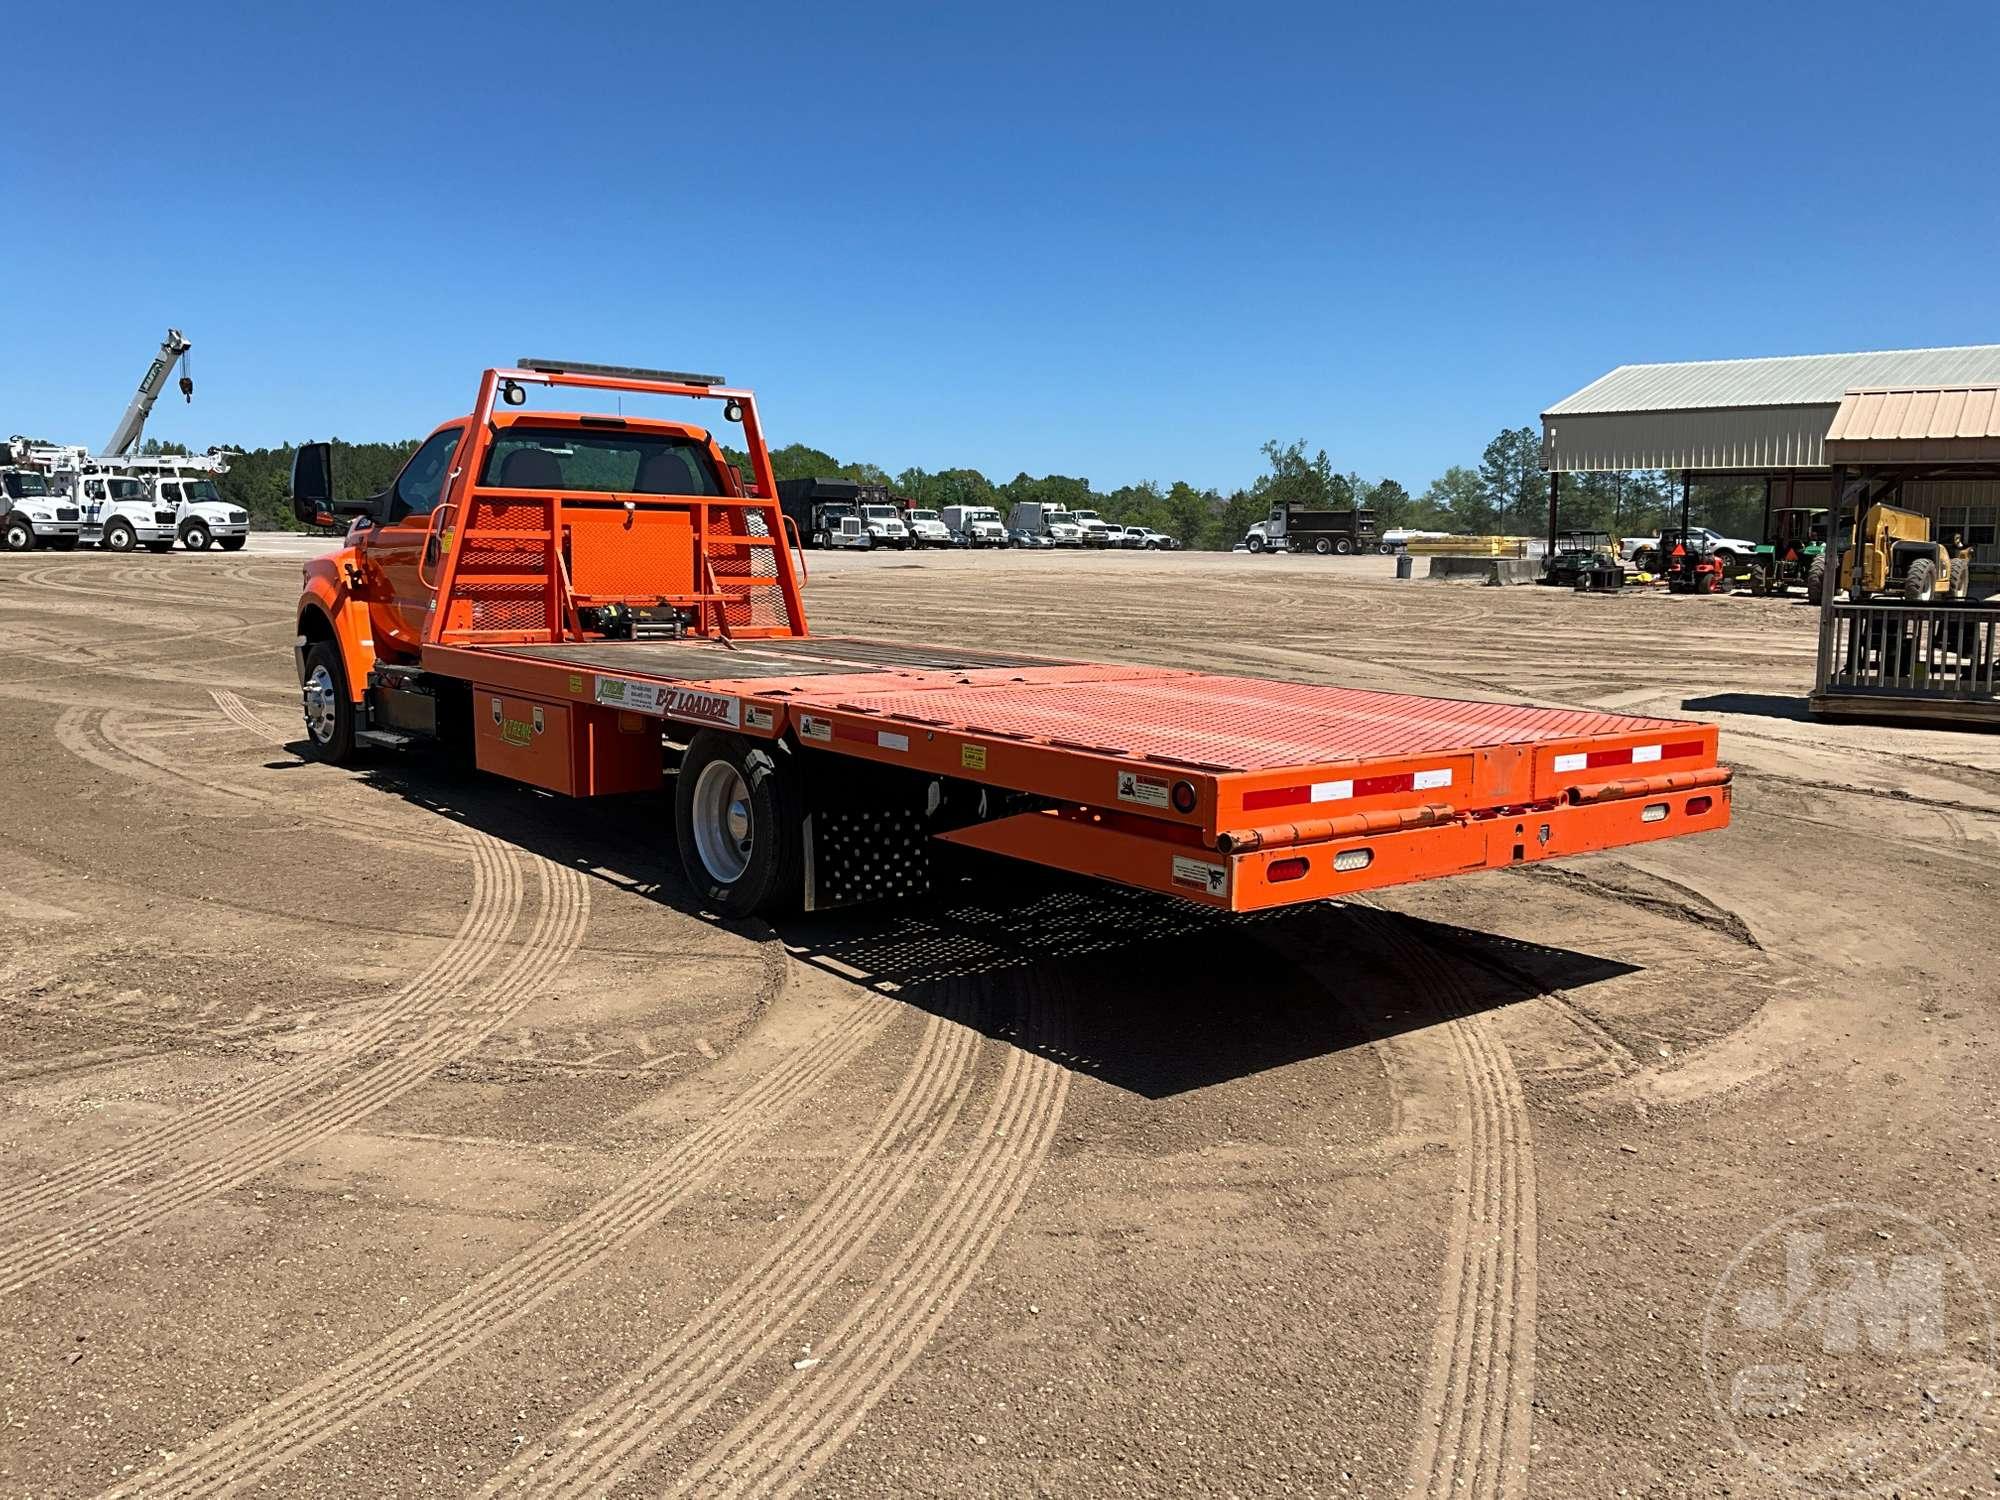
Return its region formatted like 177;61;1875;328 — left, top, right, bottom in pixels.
1680;471;1692;534
1547;470;1560;557
1813;464;1848;694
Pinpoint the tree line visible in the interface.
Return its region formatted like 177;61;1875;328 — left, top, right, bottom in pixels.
137;427;1766;549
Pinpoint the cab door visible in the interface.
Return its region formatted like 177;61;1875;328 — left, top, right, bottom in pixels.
356;427;461;658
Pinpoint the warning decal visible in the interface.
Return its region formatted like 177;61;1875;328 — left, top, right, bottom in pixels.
798;714;833;744
1171;855;1230;898
1117;771;1172;810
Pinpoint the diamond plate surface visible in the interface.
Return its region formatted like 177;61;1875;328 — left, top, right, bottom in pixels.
781;672;1695;772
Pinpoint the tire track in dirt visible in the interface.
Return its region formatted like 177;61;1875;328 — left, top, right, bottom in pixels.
1363;907;1537;1500
209;689;290;744
475;985;985;1498
113;979;899;1500
672;971;1073;1499
0;851;583;1296
0;832;524;1264
55;704;443;858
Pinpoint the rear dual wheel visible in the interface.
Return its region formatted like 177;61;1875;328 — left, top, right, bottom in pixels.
675;731;803;918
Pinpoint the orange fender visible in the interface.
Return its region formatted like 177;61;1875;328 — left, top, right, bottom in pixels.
297;549;377;703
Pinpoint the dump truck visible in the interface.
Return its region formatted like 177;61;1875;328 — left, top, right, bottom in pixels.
289;359;1732;918
1250;502;1377;555
1836;502;1970;603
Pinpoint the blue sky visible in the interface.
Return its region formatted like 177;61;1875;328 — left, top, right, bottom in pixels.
4;0;1996;495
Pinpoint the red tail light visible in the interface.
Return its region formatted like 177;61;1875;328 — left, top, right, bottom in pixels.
1267;857;1309;883
1687;795;1713;815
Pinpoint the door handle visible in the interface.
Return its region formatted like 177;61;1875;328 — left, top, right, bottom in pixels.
418;503;456;590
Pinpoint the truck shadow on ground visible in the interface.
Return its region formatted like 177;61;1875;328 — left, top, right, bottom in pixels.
359;761;1637;1099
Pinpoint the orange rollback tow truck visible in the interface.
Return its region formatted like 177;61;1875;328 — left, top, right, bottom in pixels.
293;360;1732;916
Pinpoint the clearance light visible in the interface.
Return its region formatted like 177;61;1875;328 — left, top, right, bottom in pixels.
1268;857;1310;883
1687;795;1713;815
1333;847;1373;873
1172;780;1198;813
1641;802;1669;823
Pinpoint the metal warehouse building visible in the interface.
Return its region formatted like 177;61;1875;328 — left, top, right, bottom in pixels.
1543;344;2000;567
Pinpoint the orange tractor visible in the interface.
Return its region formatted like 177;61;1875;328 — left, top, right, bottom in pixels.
293;359;1732;916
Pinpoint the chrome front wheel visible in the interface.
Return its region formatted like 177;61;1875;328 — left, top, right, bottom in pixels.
302;663;340;745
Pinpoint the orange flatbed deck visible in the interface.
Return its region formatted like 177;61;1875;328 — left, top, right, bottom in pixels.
426;635;1732;911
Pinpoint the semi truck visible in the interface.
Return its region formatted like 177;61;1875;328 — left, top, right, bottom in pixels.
775;477;864;549
287;358;1732;920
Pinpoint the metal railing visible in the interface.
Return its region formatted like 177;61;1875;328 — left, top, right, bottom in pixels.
1817;600;2000;699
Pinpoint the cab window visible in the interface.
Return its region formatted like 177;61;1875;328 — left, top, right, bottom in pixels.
391;428;464;520
480;428;723;497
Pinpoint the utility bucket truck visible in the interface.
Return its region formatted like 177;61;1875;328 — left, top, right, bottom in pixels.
290;359;1732;918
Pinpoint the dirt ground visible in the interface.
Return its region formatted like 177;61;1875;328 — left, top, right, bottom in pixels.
2;540;1997;1499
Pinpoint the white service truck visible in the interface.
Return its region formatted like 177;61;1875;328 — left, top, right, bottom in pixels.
942;504;1008;547
1007;501;1085;547
903;508;953;547
858;501;910;549
98;455;247;550
1;468;84;551
76;472;178;552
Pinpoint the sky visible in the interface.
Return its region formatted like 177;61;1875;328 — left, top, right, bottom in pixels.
4;0;1997;497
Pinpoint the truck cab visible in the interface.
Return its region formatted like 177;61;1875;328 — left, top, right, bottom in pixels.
858;503;909;549
1007;502;1084;547
1070;508;1114;547
903;508;952;547
77;473;176;552
942;505;1006;547
1;469;83;551
152;472;249;551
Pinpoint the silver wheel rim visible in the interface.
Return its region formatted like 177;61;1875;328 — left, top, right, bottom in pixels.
691;760;754;885
5;522;28;549
302;663;339;744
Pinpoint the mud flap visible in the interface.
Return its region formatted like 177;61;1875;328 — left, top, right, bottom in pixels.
800;756;936;911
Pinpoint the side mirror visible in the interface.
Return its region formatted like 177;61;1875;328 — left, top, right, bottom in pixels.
291;442;335;527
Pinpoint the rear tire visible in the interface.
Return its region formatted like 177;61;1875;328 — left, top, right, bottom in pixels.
300;640;357;764
146;540;174;553
674;730;803;918
1335;536;1354;555
3;515;35;552
1313;537;1332;556
219;535;246;551
1806;553;1827;597
1903;557;1938;603
1950;555;1971;600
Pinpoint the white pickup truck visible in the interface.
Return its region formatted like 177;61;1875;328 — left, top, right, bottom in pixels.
1624;526;1757;571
